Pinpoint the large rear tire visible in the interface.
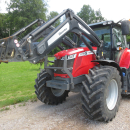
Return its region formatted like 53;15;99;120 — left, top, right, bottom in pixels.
81;66;121;122
34;69;69;105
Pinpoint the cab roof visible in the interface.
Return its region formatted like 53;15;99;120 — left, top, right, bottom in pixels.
88;20;117;27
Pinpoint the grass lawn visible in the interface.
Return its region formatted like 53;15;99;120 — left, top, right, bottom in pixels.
0;57;54;108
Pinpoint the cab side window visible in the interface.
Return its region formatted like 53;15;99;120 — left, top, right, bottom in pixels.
113;27;126;60
113;28;126;49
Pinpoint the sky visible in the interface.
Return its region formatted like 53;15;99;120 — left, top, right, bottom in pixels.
0;0;130;22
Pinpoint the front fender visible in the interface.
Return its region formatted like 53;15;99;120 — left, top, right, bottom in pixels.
91;60;123;86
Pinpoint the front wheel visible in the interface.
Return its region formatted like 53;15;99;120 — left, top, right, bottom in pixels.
34;70;69;105
81;66;122;122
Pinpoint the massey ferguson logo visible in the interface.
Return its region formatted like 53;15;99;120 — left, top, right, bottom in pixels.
79;50;97;57
59;28;67;35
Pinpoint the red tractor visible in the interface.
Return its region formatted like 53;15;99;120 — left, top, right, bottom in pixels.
0;9;130;122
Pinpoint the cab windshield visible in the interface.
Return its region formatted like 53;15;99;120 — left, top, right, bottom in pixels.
78;25;111;59
78;26;111;51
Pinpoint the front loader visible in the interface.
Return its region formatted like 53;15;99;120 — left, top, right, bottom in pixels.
0;9;130;122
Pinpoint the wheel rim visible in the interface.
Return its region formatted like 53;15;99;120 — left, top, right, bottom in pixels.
106;79;118;110
51;88;65;97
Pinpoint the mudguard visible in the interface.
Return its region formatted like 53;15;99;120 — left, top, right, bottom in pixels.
91;60;123;85
116;48;130;69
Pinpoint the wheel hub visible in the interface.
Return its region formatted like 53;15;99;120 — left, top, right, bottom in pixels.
106;79;118;110
51;88;65;97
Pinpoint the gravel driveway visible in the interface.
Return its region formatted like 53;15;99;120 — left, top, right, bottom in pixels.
0;92;130;130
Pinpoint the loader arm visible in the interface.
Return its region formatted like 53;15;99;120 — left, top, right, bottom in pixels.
0;18;75;64
0;9;102;64
31;9;102;63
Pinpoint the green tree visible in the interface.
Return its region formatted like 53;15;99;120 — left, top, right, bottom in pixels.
47;11;60;27
0;13;10;38
127;34;130;42
7;0;47;35
77;5;105;24
95;9;105;22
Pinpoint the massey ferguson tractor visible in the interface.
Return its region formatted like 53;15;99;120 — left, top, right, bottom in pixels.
0;9;130;122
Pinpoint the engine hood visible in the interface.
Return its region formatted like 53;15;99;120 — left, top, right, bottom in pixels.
54;47;97;59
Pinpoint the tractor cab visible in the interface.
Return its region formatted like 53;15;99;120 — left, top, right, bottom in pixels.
77;20;128;61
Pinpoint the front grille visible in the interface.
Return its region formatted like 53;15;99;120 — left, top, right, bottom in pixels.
54;58;74;74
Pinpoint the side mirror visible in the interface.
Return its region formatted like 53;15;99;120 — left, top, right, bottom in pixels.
117;42;121;46
121;20;130;35
116;42;123;50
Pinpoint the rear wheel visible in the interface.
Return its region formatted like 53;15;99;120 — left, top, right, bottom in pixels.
34;69;69;105
81;66;121;122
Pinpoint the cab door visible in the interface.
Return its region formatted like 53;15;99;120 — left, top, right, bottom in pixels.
112;27;127;61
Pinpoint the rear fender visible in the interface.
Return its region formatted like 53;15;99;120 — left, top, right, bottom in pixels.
116;48;130;69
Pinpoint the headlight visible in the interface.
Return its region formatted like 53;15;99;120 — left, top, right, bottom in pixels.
61;57;65;60
68;54;76;60
61;54;76;60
